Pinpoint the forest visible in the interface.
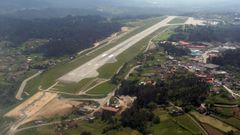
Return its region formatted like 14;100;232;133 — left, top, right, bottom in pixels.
0;15;122;57
211;48;240;68
158;42;191;57
169;25;240;42
114;70;210;133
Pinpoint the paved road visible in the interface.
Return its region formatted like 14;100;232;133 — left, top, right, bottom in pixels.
124;65;141;80
186;114;209;135
15;70;43;100
58;16;176;83
223;85;240;98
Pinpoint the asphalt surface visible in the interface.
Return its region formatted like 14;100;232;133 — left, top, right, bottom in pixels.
58;16;176;83
15;70;43;100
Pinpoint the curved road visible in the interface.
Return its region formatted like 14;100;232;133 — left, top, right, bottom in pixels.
16;70;43;100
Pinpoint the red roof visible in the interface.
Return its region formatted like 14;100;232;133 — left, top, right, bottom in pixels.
102;107;119;113
179;40;190;45
186;45;207;49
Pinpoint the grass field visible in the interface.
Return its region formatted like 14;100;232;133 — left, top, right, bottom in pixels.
213;115;240;129
168;17;188;24
201;123;224;135
97;26;168;79
190;111;237;133
17;119;108;135
16;125;56;135
48;22;170;94
206;93;239;105
86;81;117;96
153;26;177;42
105;128;141;135
55;78;95;94
213;107;235;117
22;16;166;95
88;27;170;95
149;109;192;135
16;119;141;135
174;114;206;135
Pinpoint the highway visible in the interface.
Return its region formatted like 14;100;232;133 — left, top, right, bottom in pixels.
58;16;176;83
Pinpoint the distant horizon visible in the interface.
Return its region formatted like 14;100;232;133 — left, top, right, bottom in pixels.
0;0;240;12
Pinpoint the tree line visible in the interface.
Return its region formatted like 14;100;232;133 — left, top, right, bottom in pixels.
169;25;240;42
0;15;122;57
158;42;191;57
211;48;240;68
113;70;210;133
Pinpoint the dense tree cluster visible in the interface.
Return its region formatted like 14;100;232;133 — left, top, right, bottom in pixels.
0;15;121;57
116;70;210;133
117;80;168;107
211;49;240;68
121;107;155;133
118;70;209;108
169;25;240;42
0;84;17;108
159;42;191;57
166;71;210;106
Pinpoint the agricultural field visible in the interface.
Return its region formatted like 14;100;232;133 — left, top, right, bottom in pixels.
213;115;240;129
16;119;141;135
174;114;206;135
206;89;240;105
149;109;192;135
201;123;224;135
128;48;166;81
190;111;238;133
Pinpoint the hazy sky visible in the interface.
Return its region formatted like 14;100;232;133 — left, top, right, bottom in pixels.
1;0;240;7
0;0;240;13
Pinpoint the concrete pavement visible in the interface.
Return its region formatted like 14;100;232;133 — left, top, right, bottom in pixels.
58;16;177;83
15;70;43;100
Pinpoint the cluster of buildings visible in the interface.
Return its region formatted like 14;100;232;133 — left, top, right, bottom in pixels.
178;40;208;57
95;96;136;115
171;40;240;93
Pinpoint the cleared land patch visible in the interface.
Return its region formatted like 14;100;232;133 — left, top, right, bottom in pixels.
6;92;57;119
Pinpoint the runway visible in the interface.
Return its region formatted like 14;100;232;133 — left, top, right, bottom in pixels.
58;16;176;83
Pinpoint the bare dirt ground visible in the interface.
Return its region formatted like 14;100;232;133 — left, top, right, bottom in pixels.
118;96;136;114
6;92;57;118
27;98;82;122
